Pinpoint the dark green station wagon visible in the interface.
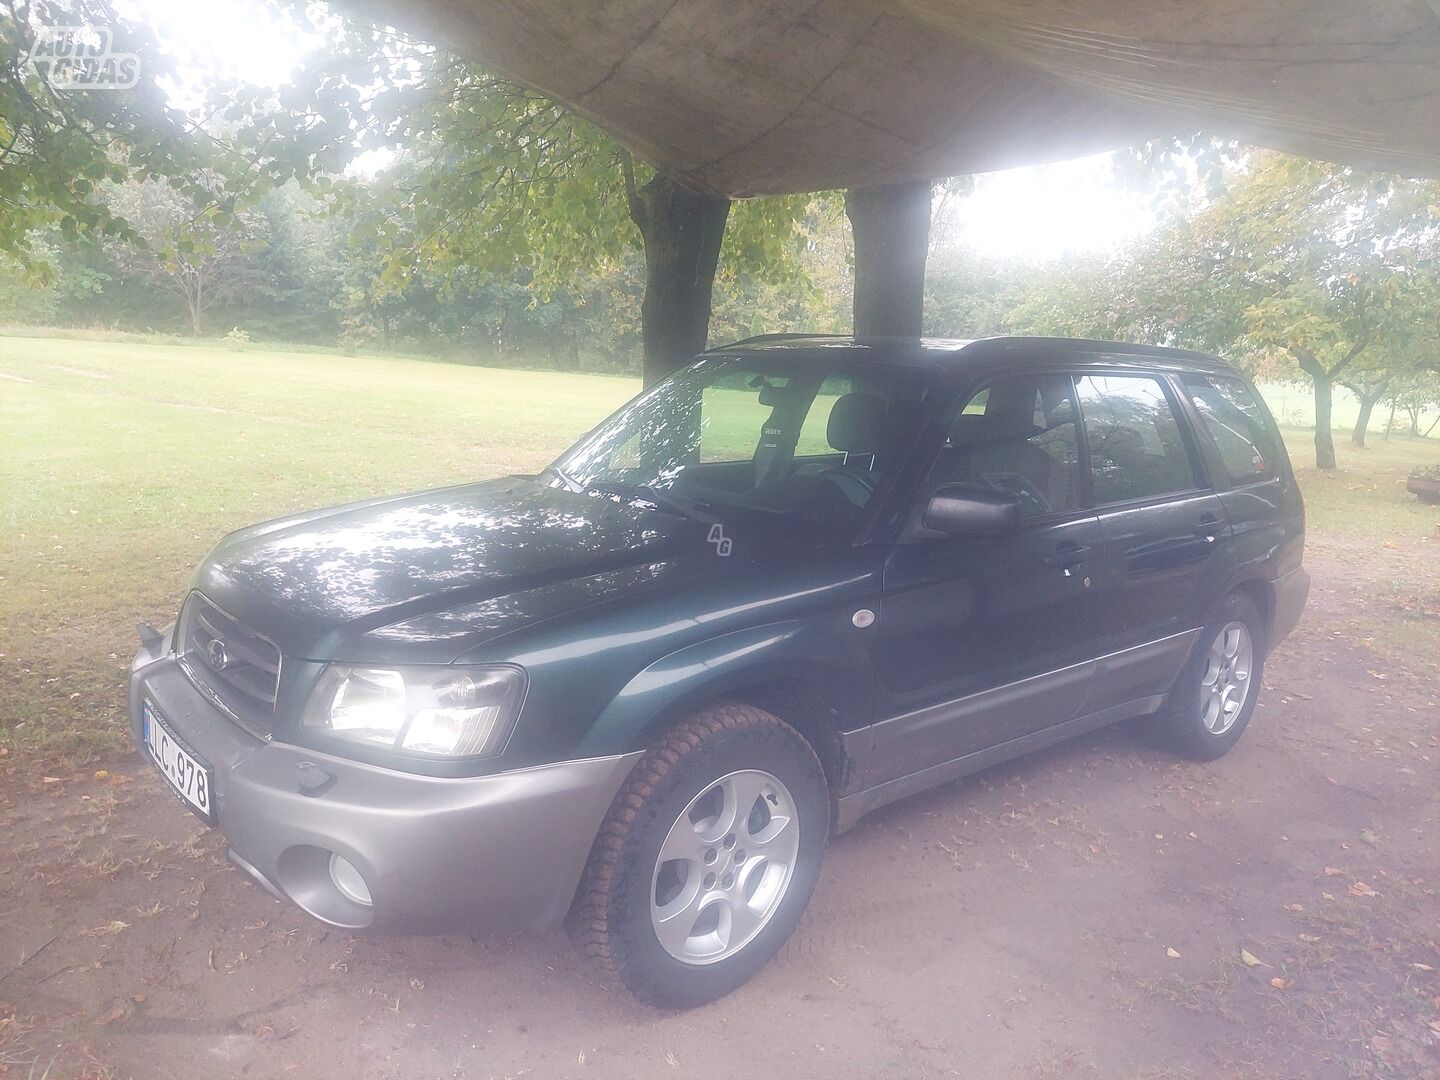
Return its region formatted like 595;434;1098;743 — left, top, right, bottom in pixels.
131;335;1308;1005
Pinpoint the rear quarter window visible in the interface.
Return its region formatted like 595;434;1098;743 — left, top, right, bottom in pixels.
1182;375;1281;485
1074;374;1199;504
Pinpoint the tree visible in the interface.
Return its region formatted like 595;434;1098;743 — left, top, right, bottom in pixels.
1340;372;1393;448
1165;155;1439;469
0;1;344;279
1384;370;1440;439
106;181;263;335
1;1;193;270
845;182;932;337
283;23;814;382
624;166;730;382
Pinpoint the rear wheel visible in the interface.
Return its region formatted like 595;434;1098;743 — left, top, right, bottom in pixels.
1157;591;1266;760
569;704;828;1007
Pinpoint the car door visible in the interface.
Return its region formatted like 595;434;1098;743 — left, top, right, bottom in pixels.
1177;371;1304;581
1072;369;1233;714
866;372;1107;788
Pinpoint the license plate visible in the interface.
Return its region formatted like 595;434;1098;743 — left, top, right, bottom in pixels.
143;701;215;822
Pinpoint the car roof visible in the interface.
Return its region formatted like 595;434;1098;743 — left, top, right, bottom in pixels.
704;334;1238;376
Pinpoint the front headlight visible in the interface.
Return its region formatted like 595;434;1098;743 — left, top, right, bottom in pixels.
301;664;525;759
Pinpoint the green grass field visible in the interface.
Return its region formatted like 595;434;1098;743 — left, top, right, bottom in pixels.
1;334;638;757
3;332;1438;759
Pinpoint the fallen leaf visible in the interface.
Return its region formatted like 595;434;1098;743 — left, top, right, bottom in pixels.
1348;881;1379;897
1298;934;1321;943
1240;948;1270;968
93;769;109;780
1323;866;1346;877
1360;829;1379;846
1284;903;1305;913
83;920;128;936
1270;977;1293;989
1412;962;1434;972
41;776;62;784
1166;947;1181;959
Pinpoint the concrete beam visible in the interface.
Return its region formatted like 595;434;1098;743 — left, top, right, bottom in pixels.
357;0;1440;193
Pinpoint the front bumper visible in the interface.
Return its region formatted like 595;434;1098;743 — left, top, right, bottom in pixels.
129;633;639;934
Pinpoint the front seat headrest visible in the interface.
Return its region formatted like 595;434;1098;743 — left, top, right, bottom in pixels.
827;392;888;455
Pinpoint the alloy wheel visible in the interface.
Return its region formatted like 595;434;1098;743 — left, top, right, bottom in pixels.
649;769;800;965
1200;620;1254;735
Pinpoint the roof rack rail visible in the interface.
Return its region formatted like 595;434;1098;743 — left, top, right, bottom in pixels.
706;333;845;351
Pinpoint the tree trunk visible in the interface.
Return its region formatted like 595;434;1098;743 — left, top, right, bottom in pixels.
1294;345;1368;470
627;171;730;385
1312;374;1337;469
1347;379;1389;448
189;269;204;336
1293;350;1338;469
845;181;932;337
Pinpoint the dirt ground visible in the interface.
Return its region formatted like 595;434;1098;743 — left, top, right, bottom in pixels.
2;540;1438;1080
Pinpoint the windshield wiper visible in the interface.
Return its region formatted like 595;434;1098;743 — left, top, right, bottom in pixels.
583;480;718;524
545;465;584;493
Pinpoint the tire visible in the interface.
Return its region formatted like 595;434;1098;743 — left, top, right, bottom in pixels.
568;703;829;1007
1157;591;1267;761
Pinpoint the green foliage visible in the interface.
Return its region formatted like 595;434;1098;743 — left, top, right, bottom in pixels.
1190;156;1438;380
225;326;250;350
0;1;314;274
272;18;815;303
1115;132;1244;207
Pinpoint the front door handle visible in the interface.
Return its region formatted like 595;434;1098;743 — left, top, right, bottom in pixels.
1045;541;1092;573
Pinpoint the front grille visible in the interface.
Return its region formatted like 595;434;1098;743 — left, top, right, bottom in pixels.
177;593;280;739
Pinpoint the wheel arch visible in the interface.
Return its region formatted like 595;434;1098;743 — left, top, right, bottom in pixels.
577;618;873;803
1229;575;1276;645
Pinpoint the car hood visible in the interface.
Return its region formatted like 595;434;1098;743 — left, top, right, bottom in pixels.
193;477;721;661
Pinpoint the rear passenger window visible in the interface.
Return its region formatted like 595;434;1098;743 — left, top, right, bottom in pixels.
1182;375;1280;484
1075;375;1198;504
924;374;1082;520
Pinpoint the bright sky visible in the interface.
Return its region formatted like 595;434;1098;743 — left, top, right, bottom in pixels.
119;0;1158;261
116;0;317;105
940;154;1157;260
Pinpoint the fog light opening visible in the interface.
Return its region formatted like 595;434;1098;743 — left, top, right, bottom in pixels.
328;853;372;907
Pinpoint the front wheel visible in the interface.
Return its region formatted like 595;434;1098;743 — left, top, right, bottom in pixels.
1158;591;1267;761
569;704;829;1007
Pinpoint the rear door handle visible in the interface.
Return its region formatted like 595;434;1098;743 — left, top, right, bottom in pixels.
1045;542;1092;572
1196;514;1223;542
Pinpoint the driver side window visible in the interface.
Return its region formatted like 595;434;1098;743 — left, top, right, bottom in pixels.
922;374;1082;521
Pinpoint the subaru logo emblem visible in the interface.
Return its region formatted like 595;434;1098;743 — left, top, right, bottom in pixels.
206;638;231;671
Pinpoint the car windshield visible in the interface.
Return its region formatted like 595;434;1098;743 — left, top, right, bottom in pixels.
547;355;928;538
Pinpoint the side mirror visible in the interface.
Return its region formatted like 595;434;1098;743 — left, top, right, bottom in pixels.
922;482;1021;537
